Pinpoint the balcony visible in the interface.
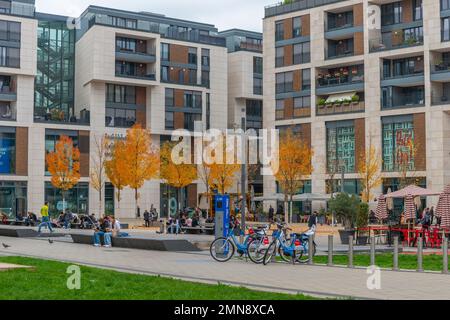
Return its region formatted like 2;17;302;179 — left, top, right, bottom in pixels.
431;62;450;82
235;41;263;53
33;107;90;125
264;0;343;18
326;38;355;60
115;61;156;81
317;92;364;116
0;102;15;121
381;87;425;110
316;66;364;95
0;76;16;102
115;48;156;64
370;34;423;53
431;82;450;106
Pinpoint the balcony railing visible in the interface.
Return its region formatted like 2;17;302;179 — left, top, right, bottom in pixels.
0;103;15;121
317;101;365;116
382;95;425;109
326;50;354;60
431;62;450;73
264;0;343;18
235;41;263;53
116;72;156;81
116;47;157;56
370;36;423;52
317;74;364;87
327;22;353;32
381;71;424;81
33;108;90;125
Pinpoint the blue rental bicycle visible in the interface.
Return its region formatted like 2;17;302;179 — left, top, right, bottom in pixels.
210;223;269;264
263;223;316;265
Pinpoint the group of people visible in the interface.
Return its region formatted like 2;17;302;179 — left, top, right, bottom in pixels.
93;215;128;248
143;205;158;227
167;208;204;234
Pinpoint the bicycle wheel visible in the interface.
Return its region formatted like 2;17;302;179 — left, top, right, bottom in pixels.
263;240;278;265
297;241;317;264
247;237;266;264
210;237;235;262
278;245;293;263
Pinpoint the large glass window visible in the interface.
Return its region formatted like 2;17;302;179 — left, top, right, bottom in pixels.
0;20;20;42
104;183;114;216
443;0;450;11
413;0;423;21
382;120;415;172
292;17;302;38
275;21;284;41
0;46;19;68
0;127;15;174
253;77;262;95
443;18;450;42
116;37;136;52
381;2;403;26
276;99;285;120
106;84;136;104
302;69;311;90
188;47;197;64
184;91;202;108
161;43;170;61
293;42;310;65
165;112;174;129
275;47;284;68
105;107;136;128
328;11;353;30
253;57;263;74
327;122;355;173
184;113;201;131
201;48;210;67
275;71;293;94
45;182;88;216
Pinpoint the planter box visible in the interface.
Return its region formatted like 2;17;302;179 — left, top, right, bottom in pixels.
356;235;368;245
339;229;355;245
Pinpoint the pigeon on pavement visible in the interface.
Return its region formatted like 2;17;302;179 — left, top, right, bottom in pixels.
2;243;11;249
48;239;54;244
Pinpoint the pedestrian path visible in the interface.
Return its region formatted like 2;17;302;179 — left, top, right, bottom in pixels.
0;235;449;300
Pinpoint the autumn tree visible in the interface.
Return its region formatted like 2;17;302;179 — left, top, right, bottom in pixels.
105;140;129;210
46;135;81;212
123;124;159;218
358;139;382;203
160;141;197;213
274;129;313;223
90;134;110;215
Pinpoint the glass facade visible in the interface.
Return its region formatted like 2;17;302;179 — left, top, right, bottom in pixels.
160;184;187;218
326;122;355;173
382;119;415;172
326;179;361;195
276;180;312;215
45;182;88;216
105;182;115;216
0;181;27;220
35;19;75;123
0;126;15;174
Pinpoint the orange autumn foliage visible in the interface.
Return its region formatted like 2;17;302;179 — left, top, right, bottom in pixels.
105;140;129;207
46;135;81;193
160;141;197;190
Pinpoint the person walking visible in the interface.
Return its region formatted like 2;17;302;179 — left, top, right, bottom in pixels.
143;210;150;227
38;202;53;233
268;205;274;223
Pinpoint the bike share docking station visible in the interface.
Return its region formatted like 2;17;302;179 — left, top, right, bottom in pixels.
214;194;230;258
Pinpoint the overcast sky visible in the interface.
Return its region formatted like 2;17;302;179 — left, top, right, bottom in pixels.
35;0;275;33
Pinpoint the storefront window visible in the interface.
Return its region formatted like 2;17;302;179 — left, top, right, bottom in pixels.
382;120;415;172
160;184;187;218
326;179;361;195
276;180;312;215
326;122;355;173
45;182;88;217
44;129;78;175
0;126;15;174
105;183;115;216
0;181;26;220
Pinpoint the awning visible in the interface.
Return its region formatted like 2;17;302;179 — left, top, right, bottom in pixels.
254;193;331;202
384;185;440;198
325;91;356;104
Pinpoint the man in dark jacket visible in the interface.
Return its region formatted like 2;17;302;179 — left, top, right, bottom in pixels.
143;210;150;227
308;211;318;230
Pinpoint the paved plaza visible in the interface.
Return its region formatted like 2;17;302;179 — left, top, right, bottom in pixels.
1;235;450;300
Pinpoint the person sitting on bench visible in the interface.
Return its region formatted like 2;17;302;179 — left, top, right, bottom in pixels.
112;217;129;238
93;217;112;248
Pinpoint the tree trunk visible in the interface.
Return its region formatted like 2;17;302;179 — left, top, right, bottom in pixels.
284;193;289;223
289;194;293;224
135;188;139;219
98;188;103;216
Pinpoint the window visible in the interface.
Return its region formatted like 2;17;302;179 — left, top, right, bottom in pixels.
275;47;284;68
0;20;20;42
275;71;293;94
188;47;197;64
165;88;174;107
201;70;210;87
116;37;136;52
105;183;114;216
109;16;137;29
0;1;10;14
161;43;170;61
184;113;201;131
0;127;15;174
106;84;136;104
161;66;169;82
253;77;262;95
276;99;285;120
275;21;284;41
201;49;210;67
326;122;355;173
165;112;174;129
0;46;20;68
382;86;424;108
328;38;353;58
293;17;302;38
443;0;450;11
45;182;88;216
105;107;136;128
206;93;211;130
381;2;403;26
382;119;415;172
184;91;202;108
253;57;263;74
443;18;450;42
302;69;311;90
293;42;310;65
404;26;423;42
294;96;310;109
188;69;197;85
328;11;353;30
413;0;423;21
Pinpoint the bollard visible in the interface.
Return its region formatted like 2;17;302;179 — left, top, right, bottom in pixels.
443;236;448;274
370;236;376;266
348;235;353;268
417;237;423;272
393;236;399;271
308;235;314;265
328;235;333;266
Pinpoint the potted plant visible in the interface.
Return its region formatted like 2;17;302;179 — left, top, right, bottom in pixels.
356;202;369;245
329;192;360;244
342;98;351;112
351;94;360;110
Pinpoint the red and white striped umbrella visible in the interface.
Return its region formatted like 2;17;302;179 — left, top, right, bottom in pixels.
404;194;416;221
375;195;388;221
436;185;450;228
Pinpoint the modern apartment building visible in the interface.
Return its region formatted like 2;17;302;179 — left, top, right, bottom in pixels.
0;1;237;220
263;0;450;213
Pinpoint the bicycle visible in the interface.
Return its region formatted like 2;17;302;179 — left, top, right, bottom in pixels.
209;223;269;263
263;223;317;265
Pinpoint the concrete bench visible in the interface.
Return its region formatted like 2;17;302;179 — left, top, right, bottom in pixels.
71;233;201;252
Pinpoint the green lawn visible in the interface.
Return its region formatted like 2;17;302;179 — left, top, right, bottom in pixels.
0;256;317;300
311;253;446;271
